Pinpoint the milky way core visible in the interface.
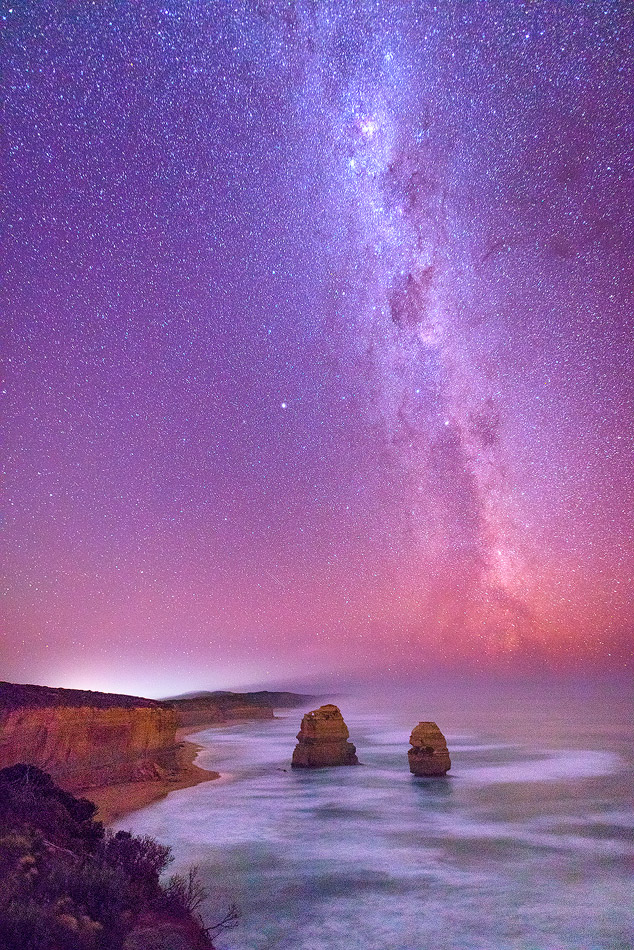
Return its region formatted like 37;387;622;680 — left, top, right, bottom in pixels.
3;1;633;694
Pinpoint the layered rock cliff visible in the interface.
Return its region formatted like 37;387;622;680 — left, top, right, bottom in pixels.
0;681;180;792
169;694;273;729
407;721;451;776
292;704;359;767
168;690;312;729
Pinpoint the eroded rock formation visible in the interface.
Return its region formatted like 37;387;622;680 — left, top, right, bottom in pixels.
407;721;451;776
0;681;180;792
291;704;359;767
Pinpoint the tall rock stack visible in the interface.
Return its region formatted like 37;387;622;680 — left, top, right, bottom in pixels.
407;721;451;776
291;704;359;768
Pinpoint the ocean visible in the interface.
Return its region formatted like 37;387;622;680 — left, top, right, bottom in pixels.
117;685;634;949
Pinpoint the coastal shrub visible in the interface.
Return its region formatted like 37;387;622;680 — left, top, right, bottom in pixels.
0;764;104;849
0;895;58;950
42;858;132;945
103;830;173;898
163;866;207;916
0;765;219;950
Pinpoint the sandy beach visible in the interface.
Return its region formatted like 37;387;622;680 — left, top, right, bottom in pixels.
88;730;220;824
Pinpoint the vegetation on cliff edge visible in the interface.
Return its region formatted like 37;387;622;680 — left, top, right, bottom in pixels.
0;764;237;950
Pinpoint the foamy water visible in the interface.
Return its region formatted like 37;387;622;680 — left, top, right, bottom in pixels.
117;691;634;949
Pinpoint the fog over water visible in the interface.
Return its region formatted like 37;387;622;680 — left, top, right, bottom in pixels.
118;684;634;950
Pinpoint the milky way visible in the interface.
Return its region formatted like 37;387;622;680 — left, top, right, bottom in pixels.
3;1;633;693
298;4;548;654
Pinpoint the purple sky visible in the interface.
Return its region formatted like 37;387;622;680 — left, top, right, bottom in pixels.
3;0;633;697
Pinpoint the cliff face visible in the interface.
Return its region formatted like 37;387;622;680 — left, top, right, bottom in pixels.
169;694;275;728
166;690;313;729
0;682;180;792
0;681;312;796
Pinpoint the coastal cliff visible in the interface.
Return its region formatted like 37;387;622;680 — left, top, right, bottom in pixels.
0;682;183;793
167;690;313;729
0;681;313;821
169;694;273;729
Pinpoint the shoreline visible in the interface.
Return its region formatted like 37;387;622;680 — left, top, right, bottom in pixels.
87;732;220;825
82;716;285;825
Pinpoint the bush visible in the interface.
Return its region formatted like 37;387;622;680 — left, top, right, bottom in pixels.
0;765;220;949
0;765;103;849
103;830;173;898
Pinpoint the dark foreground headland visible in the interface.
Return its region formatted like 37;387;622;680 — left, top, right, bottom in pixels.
0;681;311;822
0;763;224;949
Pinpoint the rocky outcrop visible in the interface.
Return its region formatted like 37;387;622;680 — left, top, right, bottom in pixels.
0;681;180;792
291;704;359;768
407;721;451;776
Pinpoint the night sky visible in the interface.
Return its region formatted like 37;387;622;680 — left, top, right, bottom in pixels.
3;0;633;697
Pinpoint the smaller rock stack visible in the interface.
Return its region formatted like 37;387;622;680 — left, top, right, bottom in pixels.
291;704;359;768
408;722;451;776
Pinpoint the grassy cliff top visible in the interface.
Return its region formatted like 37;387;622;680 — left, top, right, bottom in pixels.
0;680;316;712
165;689;316;708
0;681;166;711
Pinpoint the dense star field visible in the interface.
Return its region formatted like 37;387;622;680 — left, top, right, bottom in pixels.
3;1;633;694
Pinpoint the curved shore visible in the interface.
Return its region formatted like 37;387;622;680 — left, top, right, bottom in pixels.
0;682;309;826
88;729;220;824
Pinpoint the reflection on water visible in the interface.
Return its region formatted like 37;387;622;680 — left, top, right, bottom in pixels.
117;689;634;949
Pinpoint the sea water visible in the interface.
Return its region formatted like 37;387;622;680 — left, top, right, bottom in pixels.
116;686;634;950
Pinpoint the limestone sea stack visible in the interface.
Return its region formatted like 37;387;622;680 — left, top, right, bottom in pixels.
408;721;451;776
291;704;359;768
